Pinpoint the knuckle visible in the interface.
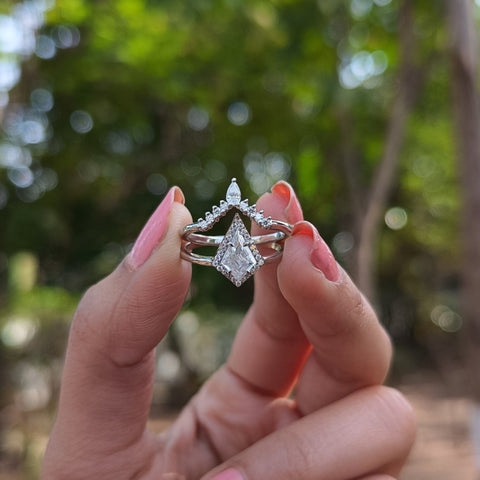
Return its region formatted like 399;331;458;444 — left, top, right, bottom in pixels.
344;288;371;327
71;285;103;343
70;280;116;352
360;476;397;480
279;428;315;478
321;284;375;339
370;386;416;454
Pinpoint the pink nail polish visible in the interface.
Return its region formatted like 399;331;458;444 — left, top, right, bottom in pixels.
211;468;244;480
271;180;303;222
128;186;184;270
292;221;339;282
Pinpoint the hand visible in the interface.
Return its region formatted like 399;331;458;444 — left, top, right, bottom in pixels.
41;182;415;480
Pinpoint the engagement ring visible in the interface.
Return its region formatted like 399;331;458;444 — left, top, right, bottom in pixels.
181;178;293;286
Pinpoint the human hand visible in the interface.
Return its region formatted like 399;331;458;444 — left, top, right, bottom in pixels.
41;182;415;480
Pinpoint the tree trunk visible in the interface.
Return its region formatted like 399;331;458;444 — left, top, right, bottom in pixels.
447;0;480;472
355;0;419;304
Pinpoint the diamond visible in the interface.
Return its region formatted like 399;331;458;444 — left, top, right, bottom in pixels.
226;178;241;205
247;205;257;217
254;212;264;223
213;213;264;286
239;199;249;211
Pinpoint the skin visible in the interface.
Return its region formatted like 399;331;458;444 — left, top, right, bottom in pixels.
41;185;416;480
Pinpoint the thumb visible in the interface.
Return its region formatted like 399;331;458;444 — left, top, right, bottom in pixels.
73;186;192;366
43;187;191;477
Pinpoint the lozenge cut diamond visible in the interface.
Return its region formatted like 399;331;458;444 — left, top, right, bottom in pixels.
213;214;263;286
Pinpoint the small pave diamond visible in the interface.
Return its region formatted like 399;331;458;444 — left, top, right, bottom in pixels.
213;213;264;286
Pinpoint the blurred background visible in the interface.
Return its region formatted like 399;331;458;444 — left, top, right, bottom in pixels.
0;0;479;478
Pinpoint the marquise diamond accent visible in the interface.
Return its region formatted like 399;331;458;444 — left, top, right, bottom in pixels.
212;213;264;287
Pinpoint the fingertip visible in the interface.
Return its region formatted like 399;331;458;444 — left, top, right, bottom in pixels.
172;185;185;205
126;187;187;271
254;181;303;227
271;180;303;223
288;221;339;282
271;180;291;199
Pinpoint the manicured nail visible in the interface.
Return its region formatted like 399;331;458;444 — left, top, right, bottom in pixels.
211;468;244;480
128;186;184;270
271;180;303;222
292;221;339;282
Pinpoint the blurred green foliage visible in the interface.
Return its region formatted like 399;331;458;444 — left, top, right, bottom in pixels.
0;0;463;419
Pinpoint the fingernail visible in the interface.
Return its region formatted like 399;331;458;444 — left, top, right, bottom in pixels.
128;186;184;270
271;180;303;222
292;221;339;282
211;468;244;480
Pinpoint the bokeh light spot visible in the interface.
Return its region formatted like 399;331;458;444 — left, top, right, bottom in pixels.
157;350;181;381
227;102;251;126
104;130;133;155
385;207;408;230
20;120;46;144
1;317;37;349
16;183;43;202
333;231;355;255
339;50;388;90
350;0;373;18
413;156;436;178
8;167;34;188
0;143;31;168
205;159;227;182
15;362;51;411
31;88;54;112
146;173;168;196
36;168;58;191
35;34;56;59
0;15;23;53
70;110;93;134
431;305;463;333
181;157;202;177
52;24;81;49
244;151;290;194
0;60;21;92
187;106;210;131
194;178;216;200
176;311;199;335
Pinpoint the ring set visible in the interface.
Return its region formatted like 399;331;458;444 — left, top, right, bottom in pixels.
181;178;293;287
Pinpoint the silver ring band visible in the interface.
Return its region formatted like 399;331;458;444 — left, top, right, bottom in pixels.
183;230;287;247
181;241;284;267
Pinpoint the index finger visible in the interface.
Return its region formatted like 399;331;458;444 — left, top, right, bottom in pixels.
227;181;309;397
277;221;392;415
